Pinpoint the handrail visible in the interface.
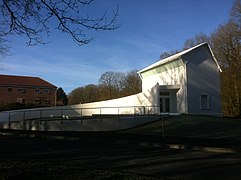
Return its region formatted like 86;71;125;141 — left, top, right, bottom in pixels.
1;105;159;113
0;105;160;123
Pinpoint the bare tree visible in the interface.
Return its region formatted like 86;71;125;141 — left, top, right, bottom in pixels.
230;0;241;23
99;71;125;99
183;33;210;49
159;49;179;59
68;69;142;104
211;19;241;116
68;87;85;105
0;0;119;57
122;69;141;96
159;33;210;60
0;37;10;58
83;84;99;103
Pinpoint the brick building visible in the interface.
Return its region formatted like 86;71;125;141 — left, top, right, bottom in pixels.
0;74;57;108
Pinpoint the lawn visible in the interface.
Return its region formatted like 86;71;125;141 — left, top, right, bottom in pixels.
124;115;241;139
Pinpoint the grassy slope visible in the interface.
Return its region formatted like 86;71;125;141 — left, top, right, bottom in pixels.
125;115;241;139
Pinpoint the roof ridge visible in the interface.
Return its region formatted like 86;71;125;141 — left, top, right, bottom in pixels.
138;42;209;73
0;74;39;78
0;74;57;88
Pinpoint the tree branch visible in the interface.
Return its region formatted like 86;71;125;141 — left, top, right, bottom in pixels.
0;0;120;51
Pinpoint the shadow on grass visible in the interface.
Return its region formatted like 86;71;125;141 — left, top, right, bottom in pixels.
0;134;241;180
124;115;241;139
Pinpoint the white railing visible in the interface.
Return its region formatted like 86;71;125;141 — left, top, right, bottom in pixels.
0;106;159;124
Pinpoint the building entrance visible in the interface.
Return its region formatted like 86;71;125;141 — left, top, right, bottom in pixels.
160;92;170;113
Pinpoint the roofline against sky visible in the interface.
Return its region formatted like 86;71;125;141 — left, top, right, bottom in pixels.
138;42;222;74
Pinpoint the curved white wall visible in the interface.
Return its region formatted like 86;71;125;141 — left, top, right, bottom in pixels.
0;84;160;123
76;83;160;116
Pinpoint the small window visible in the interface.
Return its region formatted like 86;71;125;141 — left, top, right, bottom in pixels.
200;94;210;110
17;98;24;104
34;99;41;104
44;89;49;94
8;88;12;92
18;88;24;93
35;89;40;94
45;99;50;105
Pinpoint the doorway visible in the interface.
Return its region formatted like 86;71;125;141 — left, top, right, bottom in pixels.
160;92;170;113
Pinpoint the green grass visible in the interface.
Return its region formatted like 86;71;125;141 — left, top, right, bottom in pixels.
125;115;241;139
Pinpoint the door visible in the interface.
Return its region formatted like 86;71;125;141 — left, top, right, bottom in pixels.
160;97;170;113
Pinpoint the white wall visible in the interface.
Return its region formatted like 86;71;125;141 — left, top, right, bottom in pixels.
75;83;160;116
0;84;162;132
0;84;160;123
184;46;222;116
0;115;162;131
141;65;187;113
141;66;184;91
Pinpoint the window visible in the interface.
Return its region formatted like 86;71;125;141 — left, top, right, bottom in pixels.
200;94;210;110
160;97;170;113
34;99;41;104
44;89;49;94
18;88;24;93
35;89;40;94
8;88;12;92
45;99;50;105
17;98;24;104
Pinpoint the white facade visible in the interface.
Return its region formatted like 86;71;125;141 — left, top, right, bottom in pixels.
74;42;222;116
138;42;222;116
140;60;187;114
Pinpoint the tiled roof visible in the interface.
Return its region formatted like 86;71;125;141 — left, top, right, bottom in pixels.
0;74;57;88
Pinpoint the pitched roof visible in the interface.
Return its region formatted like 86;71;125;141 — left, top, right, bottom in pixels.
0;74;57;88
138;42;222;74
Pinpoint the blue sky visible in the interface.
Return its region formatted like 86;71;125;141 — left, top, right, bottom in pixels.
1;0;234;94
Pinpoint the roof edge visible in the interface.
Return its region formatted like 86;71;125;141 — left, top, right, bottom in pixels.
138;42;209;74
0;74;57;88
206;44;222;72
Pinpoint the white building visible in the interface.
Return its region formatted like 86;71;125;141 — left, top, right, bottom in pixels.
77;42;222;116
138;42;222;116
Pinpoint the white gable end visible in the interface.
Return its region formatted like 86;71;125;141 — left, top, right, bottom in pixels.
137;43;222;115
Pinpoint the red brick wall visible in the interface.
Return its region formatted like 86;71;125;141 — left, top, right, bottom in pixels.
0;86;56;107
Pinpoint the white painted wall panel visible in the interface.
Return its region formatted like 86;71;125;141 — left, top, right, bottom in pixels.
185;46;222;116
141;66;184;91
141;66;187;113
